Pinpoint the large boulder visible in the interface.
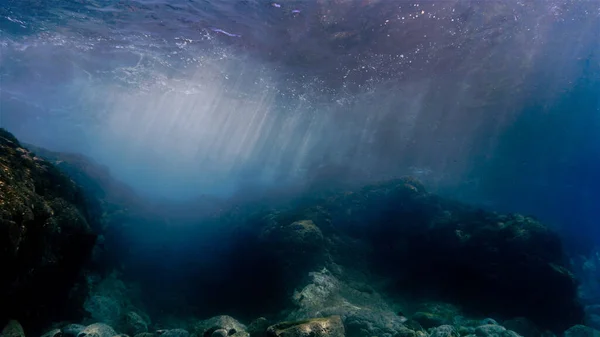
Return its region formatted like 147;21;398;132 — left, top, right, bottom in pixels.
314;178;582;333
0;129;99;334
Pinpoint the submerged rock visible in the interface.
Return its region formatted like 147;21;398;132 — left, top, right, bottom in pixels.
247;318;270;337
83;295;121;327
41;329;62;337
133;333;155;337
316;178;583;333
503;317;541;337
265;316;344;337
0;128;99;335
119;311;149;336
429;325;459;337
156;329;189;337
77;323;116;337
412;312;450;330
286;268;406;337
474;324;521;337
259;218;327;278
61;324;86;337
210;330;228;337
1;320;25;337
563;325;600;337
194;316;248;337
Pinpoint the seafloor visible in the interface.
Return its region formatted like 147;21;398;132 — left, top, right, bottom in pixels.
0;127;598;337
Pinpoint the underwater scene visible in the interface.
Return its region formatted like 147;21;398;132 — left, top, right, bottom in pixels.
1;0;600;336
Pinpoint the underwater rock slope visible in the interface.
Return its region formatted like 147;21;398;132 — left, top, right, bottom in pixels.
0;129;99;332
227;178;584;332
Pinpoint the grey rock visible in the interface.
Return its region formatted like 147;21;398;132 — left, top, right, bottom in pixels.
430;325;458;337
474;325;521;337
564;325;600;337
84;295;121;326
248;318;270;337
40;329;62;337
77;323;117;337
1;321;25;337
194;316;248;337
456;327;476;336
120;311;149;336
266;316;345;337
288;268;406;337
156;330;189;337
412;312;449;329
62;324;86;337
344;309;406;337
133;333;155;337
211;329;228;337
480;319;499;326
394;327;417;337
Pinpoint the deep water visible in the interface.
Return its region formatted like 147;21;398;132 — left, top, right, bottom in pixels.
1;0;600;336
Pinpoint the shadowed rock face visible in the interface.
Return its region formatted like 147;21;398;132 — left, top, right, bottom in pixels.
0;129;99;335
209;178;582;333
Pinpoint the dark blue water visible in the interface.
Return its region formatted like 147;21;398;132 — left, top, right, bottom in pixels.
1;0;600;334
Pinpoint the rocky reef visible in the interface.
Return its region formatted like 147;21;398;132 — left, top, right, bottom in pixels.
0;129;590;336
214;177;583;333
0;129;99;333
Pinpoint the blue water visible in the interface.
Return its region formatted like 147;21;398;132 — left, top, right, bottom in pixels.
2;0;599;234
2;0;600;334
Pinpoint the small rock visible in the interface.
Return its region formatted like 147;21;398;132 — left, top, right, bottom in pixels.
266;316;345;337
195;316;248;337
564;325;600;337
457;327;476;336
430;325;458;337
412;312;449;329
211;329;228;337
394;327;417;337
248;318;270;337
77;323;117;337
403;320;424;332
475;324;521;337
134;333;155;337
1;321;25;337
343;308;406;337
156;330;189;337
480;319;499;326
41;329;62;337
62;324;86;337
